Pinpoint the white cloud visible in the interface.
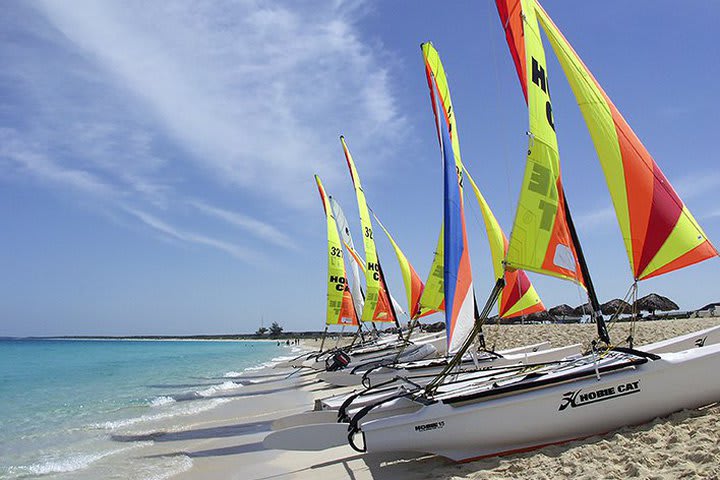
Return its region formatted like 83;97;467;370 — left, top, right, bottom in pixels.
188;200;297;250
0;128;116;198
0;1;405;262
673;170;720;201
125;207;260;263
575;206;615;231
32;0;405;209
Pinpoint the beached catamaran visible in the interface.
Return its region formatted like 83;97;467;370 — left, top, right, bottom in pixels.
301;178;437;371
263;41;584;437
266;3;720;453
312;43;561;388
335;0;720;460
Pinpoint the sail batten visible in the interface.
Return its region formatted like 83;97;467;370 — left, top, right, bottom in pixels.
532;0;718;280
315;175;359;327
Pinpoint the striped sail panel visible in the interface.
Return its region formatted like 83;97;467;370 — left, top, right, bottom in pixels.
534;1;718;280
496;0;585;286
465;169;545;318
496;0;528;102
315;176;359;326
342;237;408;320
440;114;475;353
330;196;364;317
423;42;475;350
418;41;468;321
418;227;446;315
422;42;463;170
340;136;397;322
372;213;435;320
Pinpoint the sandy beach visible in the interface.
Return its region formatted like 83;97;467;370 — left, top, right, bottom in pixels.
107;318;720;480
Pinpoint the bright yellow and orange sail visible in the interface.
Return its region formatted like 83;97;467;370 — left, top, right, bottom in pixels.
533;1;718;280
496;0;585;286
340;136;396;323
315;175;359;327
421;40;545;318
465;170;544;317
371;212;435;320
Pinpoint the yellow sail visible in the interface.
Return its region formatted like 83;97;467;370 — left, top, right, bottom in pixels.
340;136;396;323
533;1;717;281
418;228;445;314
372;212;434;319
315;175;359;326
499;0;585;286
465;170;544;318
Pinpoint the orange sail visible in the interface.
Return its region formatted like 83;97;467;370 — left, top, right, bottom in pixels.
496;0;585;286
315;175;359;326
533;1;718;280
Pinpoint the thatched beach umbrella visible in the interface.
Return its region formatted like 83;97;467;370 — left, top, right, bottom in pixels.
600;298;632;316
572;302;593;316
634;293;679;314
525;310;556;323
549;304;574;317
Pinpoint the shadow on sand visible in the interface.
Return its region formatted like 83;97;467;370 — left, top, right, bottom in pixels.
112;420;274;443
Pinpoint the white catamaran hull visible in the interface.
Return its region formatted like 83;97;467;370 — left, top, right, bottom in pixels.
268;343;581;433
311;333;446;373
359;344;720;462
318;341;551;387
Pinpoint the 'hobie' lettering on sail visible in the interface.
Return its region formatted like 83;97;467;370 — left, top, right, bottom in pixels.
531;56;555;131
329;275;348;292
558;380;640;411
367;262;380;281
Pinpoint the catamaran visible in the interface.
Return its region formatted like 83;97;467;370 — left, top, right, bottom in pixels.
266;0;720;460
315;42;560;388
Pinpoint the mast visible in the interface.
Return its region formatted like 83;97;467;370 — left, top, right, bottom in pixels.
562;186;610;345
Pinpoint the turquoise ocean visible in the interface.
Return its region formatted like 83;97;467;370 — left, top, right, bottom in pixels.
0;339;301;479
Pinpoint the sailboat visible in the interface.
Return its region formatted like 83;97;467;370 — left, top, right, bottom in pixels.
312;42;563;389
312;138;448;371
335;0;720;460
267;1;720;456
263;40;583;438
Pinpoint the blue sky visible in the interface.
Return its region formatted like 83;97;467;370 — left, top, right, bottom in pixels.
1;1;718;336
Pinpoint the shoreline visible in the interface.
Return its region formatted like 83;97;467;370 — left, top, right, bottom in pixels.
124;318;720;479
7;318;719;479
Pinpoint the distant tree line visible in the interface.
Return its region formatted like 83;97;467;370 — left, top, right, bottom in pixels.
256;321;284;338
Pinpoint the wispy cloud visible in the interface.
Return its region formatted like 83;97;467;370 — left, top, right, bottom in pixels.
0;128;116;198
0;1;404;262
575;206;616;231
125;207;260;263
673;170;720;201
31;0;405;208
188;200;297;250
